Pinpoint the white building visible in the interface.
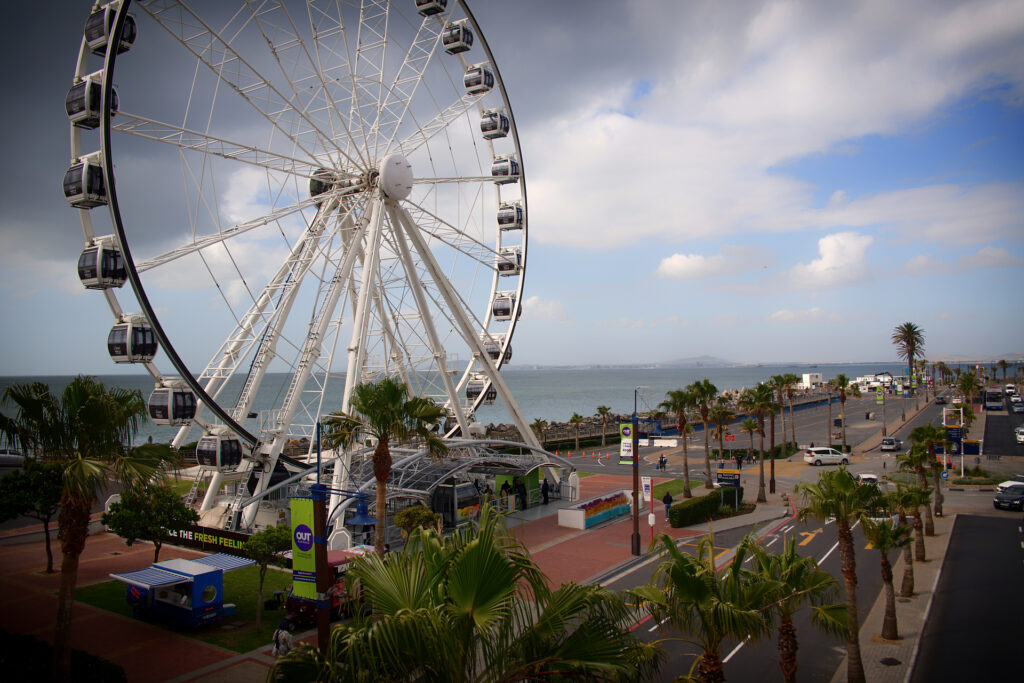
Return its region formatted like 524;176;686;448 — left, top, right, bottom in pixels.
800;373;823;389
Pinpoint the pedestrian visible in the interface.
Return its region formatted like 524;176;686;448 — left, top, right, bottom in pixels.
662;490;673;522
541;478;550;505
272;620;295;657
514;478;527;509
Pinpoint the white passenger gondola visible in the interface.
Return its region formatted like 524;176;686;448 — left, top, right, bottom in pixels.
496;247;522;276
84;4;138;56
107;315;158;364
309;168;334;204
63;152;107;209
442;21;473;54
497;201;523;230
196;432;244;471
149;381;197;426
415;0;447;17
65;71;118;130
465;374;497;405
480;108;509;140
482;336;512;364
492;293;520;321
490;154;519;185
78;236;126;289
464;63;495;95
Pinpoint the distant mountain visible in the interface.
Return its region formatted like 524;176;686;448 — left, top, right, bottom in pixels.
657;355;741;368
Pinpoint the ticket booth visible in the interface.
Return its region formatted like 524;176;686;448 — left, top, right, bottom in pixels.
111;553;254;628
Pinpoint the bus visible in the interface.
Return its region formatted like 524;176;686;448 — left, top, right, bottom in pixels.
984;388;1004;411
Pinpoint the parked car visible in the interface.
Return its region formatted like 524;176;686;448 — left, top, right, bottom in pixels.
880;437;902;452
1013;403;1024;414
1016;427;1024;444
993;484;1024;511
856;473;879;485
996;475;1024;492
803;447;849;466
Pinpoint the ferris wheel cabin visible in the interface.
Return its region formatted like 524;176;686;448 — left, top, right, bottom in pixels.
107;317;158;364
492;294;520;321
496;247;522;276
309;168;335;204
442;21;473;54
497;201;523;230
84;5;137;56
78;238;126;290
196;434;243;471
491;155;519;185
415;0;447;16
464;64;495;95
480;108;509;140
148;384;197;426
466;375;497;405
65;71;119;130
63;153;107;209
482;336;512;364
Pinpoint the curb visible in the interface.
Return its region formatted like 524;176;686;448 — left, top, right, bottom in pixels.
902;515;955;683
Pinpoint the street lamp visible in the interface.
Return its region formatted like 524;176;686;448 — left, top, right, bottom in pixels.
631;386;648;556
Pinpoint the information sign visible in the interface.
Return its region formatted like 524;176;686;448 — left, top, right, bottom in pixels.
290;498;316;599
716;468;741;487
641;476;652;502
876;389;884;405
618;424;634;465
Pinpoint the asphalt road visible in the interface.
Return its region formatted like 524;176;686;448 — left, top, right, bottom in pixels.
910;513;1024;682
982;395;1024;458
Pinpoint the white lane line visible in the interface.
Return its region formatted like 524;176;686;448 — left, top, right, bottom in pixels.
723;635;751;663
764;537;779;548
819;540;840;564
648;616;669;633
781;524;795;534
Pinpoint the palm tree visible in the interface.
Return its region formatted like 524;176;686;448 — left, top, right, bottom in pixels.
274;505;659;681
909;423;949;518
568;412;584;450
596;405;612;446
746;537;848;683
796;467;886;683
531;417;548;448
998;359;1009;380
957;372;982;412
783;372;801;450
710;398;735;464
688;379;719;490
888;486;919;595
660;388;694;497
1;377;175;683
832;374;852;452
629;532;773;683
860;514;912;641
892;321;925;382
896;444;936;536
740;417;758;469
739;385;774;503
771;374;795;459
323;376;448;554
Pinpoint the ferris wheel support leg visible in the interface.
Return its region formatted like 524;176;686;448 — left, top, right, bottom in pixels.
395;206;541;451
385;202;471;436
199;471;223;512
341;197;384;414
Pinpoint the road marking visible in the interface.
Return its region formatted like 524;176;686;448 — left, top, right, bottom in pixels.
723;635;751;663
799;528;823;546
648;616;669;633
781;524;795;534
764;536;779;548
819;540;840;564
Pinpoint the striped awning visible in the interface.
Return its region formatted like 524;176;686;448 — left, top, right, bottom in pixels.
192;552;255;572
109;566;187;590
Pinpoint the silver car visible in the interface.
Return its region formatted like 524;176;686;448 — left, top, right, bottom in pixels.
803;447;849;466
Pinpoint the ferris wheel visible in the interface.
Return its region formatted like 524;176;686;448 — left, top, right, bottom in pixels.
65;0;539;528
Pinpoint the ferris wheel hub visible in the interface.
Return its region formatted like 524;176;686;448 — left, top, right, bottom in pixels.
378;152;413;200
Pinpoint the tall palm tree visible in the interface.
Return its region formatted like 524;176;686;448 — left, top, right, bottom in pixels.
629;532;773;683
896;444;936;536
746;537;848;683
783;372;801;450
909;423;949;518
739;417;758;469
660;388;694;497
688;379;719;490
796;467;885;683
274;505;659;681
957;372;982;412
739;384;774;503
531;417;548;448
888;486;918;595
596;405;611;447
831;374;852;452
892;322;925;400
860;516;912;640
998;359;1009;380
323;377;448;554
568;412;584;450
1;377;174;683
710;398;735;464
770;374;792;459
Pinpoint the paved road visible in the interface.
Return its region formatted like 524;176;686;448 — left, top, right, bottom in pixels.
910;513;1024;682
982;395;1024;458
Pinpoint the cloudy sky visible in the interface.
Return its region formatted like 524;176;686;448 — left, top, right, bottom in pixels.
2;0;1022;377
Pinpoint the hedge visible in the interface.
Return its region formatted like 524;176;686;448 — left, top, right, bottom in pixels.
668;487;744;528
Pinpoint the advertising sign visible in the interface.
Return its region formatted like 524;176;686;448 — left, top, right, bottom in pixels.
876;389;884;405
619;423;634;465
641;476;652;502
716;468;741;487
946;426;963;442
290;498;316;599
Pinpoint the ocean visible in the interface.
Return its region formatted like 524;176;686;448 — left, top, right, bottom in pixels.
0;363;911;445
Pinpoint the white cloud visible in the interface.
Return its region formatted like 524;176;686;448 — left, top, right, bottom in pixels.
789;232;873;288
768;307;842;324
655;245;770;280
522;296;567;322
959;246;1022;269
903;254;946;276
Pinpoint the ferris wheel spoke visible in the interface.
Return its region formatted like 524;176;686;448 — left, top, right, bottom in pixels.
138;0;359;169
397;91;483;155
403;200;499;268
348;0;391;159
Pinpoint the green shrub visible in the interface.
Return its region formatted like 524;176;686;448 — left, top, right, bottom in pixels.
668;487;744;527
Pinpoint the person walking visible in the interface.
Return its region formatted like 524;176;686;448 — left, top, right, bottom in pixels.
662;490;673;522
272;620;295;657
541;478;550;505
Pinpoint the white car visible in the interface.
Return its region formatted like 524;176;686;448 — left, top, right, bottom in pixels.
1016;427;1024;444
856;473;879;485
880;437;902;452
1011;394;1022;404
1013;403;1024;414
803;447;849;466
952;396;963;405
997;475;1024;492
1006;384;1017;396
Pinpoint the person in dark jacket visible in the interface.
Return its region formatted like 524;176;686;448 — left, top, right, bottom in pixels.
662;490;673;521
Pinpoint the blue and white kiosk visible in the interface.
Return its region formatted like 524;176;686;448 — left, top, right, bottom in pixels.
110;553;254;628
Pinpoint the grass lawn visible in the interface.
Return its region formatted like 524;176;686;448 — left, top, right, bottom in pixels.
652;478;715;499
76;565;294;653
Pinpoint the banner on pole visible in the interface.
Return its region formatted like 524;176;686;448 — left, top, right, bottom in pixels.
290;498;316;599
619;424;634;465
641;476;652;502
876;389;884;405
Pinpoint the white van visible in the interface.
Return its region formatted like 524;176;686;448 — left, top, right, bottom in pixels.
803;447;849;466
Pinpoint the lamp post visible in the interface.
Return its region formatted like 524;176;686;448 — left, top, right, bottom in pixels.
631;386;646;556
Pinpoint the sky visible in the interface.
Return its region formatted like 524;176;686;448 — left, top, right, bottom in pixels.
1;0;1023;377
